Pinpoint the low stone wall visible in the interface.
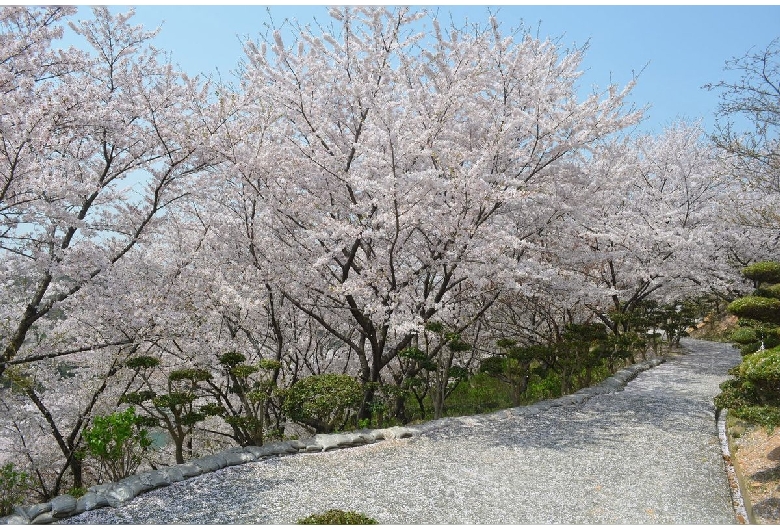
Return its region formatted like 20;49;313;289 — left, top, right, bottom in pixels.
0;426;416;525
2;357;665;525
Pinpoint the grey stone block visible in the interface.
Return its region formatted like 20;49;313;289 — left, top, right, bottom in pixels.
76;491;111;512
354;430;378;443
106;482;138;507
87;483;112;494
50;494;77;518
222;450;254;466
287;439;307;451
521;404;542;415
304;442;324;453
12;507;29;521
172;462;201;479
382;426;415;439
165;465;186;483
140;470;172;488
345;433;369;446
31;512;56;525
1;513;29;525
192;454;227;473
311;434;342;451
24;503;51;520
262;441;298;455
369;428;386;440
243;445;266;459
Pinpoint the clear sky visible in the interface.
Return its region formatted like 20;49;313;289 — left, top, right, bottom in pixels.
68;4;780;135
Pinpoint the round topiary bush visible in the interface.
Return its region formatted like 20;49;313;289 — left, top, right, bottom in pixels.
728;296;780;325
740;347;780;383
742;261;780;285
282;373;363;433
731;327;758;345
297;510;378;524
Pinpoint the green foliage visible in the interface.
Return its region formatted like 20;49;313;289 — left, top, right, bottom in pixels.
717;261;780;429
152;391;196;409
66;486;88;498
731;327;758;345
399;347;435;370
0;463;31;517
728;296;780;325
283;374;363;433
656;301;698;345
218;351;247;367
83;407;152;482
231;364;259;379
199;403;227;416
120;390;157;405
125;355;160;370
212;354;282;446
168;368;212;382
739;347;780;400
743;261;780;285
258;359;282;371
440;372;514;416
424;321;444;333
730;406;780;431
525;371;562;402
297;510;378;524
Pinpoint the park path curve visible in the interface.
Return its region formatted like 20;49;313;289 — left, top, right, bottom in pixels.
63;338;741;525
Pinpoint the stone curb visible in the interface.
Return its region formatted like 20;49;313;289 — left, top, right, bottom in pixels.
0;426;416;525
718;409;750;524
1;358;665;525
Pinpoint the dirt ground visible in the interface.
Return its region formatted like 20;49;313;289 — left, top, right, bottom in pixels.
729;418;780;524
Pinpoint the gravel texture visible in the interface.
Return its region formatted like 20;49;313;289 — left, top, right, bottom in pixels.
60;338;740;525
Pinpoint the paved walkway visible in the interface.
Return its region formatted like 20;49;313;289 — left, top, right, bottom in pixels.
63;339;741;524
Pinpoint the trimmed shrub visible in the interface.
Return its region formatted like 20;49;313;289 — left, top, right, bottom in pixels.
743;261;780;285
283;374;363;433
731;327;758;345
727;296;780;325
298;510;378;524
739;347;780;402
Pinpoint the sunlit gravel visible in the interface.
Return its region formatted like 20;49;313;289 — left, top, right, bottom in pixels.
61;338;740;525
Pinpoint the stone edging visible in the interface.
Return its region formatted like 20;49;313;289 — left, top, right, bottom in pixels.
0;426;416;525
718;409;750;524
1;357;666;525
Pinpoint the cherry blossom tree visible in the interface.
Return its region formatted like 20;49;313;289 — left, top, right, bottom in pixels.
0;6;214;378
539;123;735;335
216;7;641;418
0;6;217;496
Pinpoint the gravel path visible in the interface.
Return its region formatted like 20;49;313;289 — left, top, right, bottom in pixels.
62;338;741;525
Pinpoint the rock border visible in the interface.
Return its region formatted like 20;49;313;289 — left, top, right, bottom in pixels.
0;426;415;525
718;409;750;524
1;357;666;525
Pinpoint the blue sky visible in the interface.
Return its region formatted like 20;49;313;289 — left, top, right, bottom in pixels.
69;5;780;135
